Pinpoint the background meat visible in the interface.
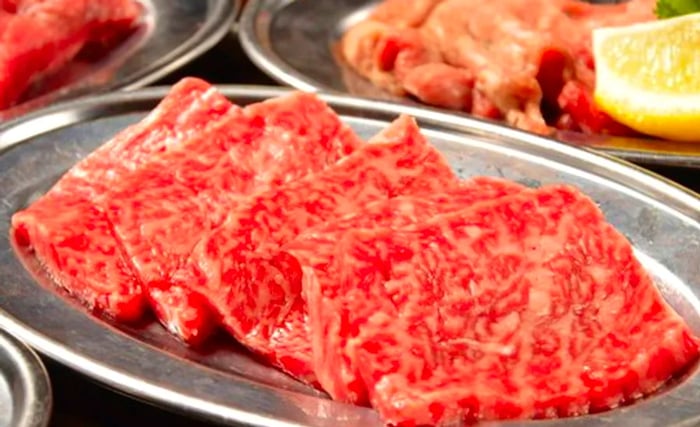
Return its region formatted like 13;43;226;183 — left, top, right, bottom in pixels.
341;22;439;95
340;0;658;136
557;80;640;135
0;0;141;109
402;63;475;110
311;185;699;425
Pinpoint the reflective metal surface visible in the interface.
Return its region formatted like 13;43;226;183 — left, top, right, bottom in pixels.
1;86;700;426
1;0;239;121
0;329;52;427
238;0;700;168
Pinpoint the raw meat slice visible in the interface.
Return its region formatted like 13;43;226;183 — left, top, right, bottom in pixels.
310;185;700;424
340;0;445;93
119;92;362;344
167;115;458;381
370;0;444;28
11;78;234;322
55;77;233;198
340;0;658;136
257;176;524;392
402;63;475;111
0;0;141;110
557;80;638;136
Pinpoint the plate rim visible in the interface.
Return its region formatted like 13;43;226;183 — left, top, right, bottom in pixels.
237;0;700;169
0;328;52;427
2;85;700;427
115;0;241;92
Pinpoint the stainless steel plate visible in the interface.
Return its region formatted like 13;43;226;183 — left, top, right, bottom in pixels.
1;0;239;121
238;0;700;169
0;329;52;427
1;86;700;427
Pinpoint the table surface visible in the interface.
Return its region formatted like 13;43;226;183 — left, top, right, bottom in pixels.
38;29;700;427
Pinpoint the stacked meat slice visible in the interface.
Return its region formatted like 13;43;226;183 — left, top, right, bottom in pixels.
340;0;656;135
0;0;141;111
12;78;700;426
13;77;362;327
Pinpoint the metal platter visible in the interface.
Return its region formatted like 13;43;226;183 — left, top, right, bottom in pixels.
1;86;700;427
0;0;239;122
0;328;52;427
238;0;700;169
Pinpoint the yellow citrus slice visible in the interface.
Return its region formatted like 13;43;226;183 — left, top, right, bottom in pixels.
593;12;700;142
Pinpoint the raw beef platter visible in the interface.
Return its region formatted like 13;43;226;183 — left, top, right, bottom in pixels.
0;0;142;112
10;77;700;426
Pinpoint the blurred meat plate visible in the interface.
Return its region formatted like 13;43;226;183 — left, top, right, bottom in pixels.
0;328;51;427
238;0;700;169
0;0;239;122
1;86;700;426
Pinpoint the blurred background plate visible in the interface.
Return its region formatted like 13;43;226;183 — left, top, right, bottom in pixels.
1;86;700;427
0;328;52;427
0;0;240;122
238;0;700;169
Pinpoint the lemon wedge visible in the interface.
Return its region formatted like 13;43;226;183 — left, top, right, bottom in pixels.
593;12;700;141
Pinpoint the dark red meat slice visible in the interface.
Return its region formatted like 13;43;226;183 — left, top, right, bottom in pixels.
11;78;234;322
2;0;17;13
257;176;523;394
310;185;700;424
116;92;362;344
0;0;140;109
167;115;458;381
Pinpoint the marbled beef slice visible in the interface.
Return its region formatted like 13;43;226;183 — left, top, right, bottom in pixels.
11;78;233;321
310;185;699;424
134;92;362;345
261;176;524;398
169;115;459;383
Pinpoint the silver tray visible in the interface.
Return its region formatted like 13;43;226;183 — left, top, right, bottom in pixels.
0;0;240;121
1;86;700;427
238;0;700;169
0;329;52;427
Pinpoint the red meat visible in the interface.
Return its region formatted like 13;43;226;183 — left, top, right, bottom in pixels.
257;176;523;392
402;63;475;111
11;78;235;322
167;115;458;381
557;80;639;136
309;185;700;424
0;0;141;110
370;0;444;28
103;92;362;344
2;1;17;13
